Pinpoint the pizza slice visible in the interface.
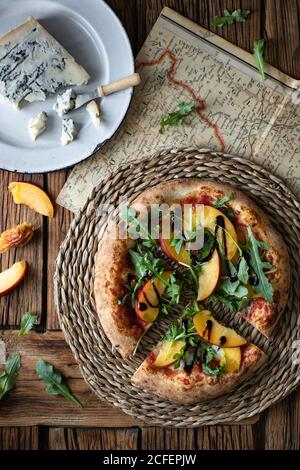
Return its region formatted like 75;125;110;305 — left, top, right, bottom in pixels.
94;221;181;358
132;307;267;404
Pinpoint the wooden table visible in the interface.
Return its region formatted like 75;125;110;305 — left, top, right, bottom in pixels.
0;0;299;451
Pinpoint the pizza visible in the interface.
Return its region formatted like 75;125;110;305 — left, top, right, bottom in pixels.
94;179;290;402
132;311;266;404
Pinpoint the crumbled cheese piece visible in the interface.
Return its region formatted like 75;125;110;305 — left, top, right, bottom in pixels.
53;88;76;116
61;118;77;145
28;112;48;141
86;100;101;128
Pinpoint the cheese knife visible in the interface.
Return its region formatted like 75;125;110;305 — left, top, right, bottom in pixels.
74;73;141;110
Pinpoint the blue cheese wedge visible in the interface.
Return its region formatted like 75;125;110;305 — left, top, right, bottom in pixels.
28;111;48;141
0;16;90;109
53;88;76;116
86;100;101;128
61;118;77;145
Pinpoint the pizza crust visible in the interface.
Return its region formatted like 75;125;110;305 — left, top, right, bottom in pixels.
132;344;267;404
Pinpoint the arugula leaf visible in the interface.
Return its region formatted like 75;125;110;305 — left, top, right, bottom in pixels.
19;312;38;336
0;353;21;400
36;360;82;407
191;229;215;263
214;192;235;209
159;102;196;134
130;245;165;280
199;343;225;380
243;227;273;301
213;192;235;219
213;9;250;27
253;39;265;81
166;322;186;342
180;301;199;319
120;206;157;246
170;236;185;255
237;257;249;285
165;273;181;305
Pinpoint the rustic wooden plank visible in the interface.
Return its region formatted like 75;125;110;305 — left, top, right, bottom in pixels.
196;425;254;449
46;171;73;330
107;0;137;54
141;428;195;450
0;330;144;427
140;428;165;450
0;172;44;326
265;388;300;450
48;428;139;450
0;426;39;450
265;0;300;79
263;0;300;451
209;0;261;53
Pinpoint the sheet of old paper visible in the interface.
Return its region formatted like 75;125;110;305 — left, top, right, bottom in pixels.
57;7;300;213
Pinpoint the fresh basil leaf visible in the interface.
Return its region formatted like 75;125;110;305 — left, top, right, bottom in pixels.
159;102;196;134
0;353;21;400
213;9;250;27
244;227;273;302
253;39;265;80
36;360;82;407
19;312;38;336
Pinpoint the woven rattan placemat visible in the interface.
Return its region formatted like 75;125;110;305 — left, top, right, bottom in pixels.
54;148;300;427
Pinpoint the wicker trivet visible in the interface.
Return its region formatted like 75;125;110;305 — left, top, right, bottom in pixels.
54;148;300;427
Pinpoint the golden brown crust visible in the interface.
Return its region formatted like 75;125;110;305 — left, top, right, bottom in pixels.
94;223;149;358
132;344;267;404
94;179;290;360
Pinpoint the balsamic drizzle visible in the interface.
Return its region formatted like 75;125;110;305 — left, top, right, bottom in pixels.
215;215;238;282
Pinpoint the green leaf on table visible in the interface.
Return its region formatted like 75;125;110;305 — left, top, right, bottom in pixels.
212;9;250;27
0;353;21;400
19;312;38;336
159;102;196;134
36;360;82;407
253;39;265;80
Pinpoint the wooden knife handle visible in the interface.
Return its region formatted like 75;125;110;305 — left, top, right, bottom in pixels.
97;73;141;97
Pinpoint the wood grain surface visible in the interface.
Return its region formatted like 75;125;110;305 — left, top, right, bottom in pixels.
0;0;299;450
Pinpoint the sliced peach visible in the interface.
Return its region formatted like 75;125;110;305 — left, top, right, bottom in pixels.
203;206;237;260
135;271;171;323
153;340;186;368
160;234;191;266
8;182;54;218
183;205;237;260
193;310;247;348
0;261;27;297
222;347;242;373
197;249;220;301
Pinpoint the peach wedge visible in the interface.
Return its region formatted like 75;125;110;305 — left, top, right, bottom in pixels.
197;249;221;301
0;261;27;297
8;182;54;218
193;310;247;348
153;340;186;368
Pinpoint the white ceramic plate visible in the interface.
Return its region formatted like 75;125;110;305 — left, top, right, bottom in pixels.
0;0;134;173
